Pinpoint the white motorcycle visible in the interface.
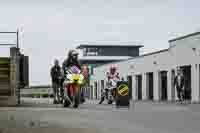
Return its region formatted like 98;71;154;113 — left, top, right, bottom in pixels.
106;79;118;104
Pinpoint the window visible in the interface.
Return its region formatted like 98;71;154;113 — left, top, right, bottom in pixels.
86;48;99;56
83;48;87;56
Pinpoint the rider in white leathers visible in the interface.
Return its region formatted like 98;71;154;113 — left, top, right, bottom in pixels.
99;65;120;104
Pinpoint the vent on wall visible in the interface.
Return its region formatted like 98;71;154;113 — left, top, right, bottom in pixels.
192;47;196;51
129;64;134;69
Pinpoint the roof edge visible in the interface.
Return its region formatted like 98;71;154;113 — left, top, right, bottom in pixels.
76;44;144;49
139;48;169;58
94;48;169;69
168;32;200;43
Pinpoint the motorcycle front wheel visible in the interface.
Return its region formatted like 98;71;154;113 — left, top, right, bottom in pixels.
63;98;71;107
73;89;80;108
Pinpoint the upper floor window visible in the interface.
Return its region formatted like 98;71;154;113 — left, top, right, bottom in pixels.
84;48;99;56
83;48;87;56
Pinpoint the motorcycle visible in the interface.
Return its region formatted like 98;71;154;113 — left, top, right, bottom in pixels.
63;65;84;108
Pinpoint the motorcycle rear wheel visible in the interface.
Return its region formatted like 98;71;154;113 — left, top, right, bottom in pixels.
108;100;113;104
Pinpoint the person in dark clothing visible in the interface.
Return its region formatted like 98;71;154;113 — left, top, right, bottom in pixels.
51;59;62;104
174;68;185;103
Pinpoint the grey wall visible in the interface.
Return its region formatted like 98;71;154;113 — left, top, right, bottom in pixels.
93;33;200;102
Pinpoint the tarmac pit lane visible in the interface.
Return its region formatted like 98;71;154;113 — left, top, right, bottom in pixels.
0;128;101;133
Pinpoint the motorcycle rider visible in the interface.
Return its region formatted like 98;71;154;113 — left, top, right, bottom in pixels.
50;59;62;104
107;65;120;91
62;50;81;74
99;65;120;104
62;49;81;101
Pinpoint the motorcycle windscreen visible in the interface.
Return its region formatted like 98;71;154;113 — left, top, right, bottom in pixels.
71;66;81;74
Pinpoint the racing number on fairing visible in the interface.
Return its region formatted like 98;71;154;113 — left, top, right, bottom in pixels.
117;84;129;96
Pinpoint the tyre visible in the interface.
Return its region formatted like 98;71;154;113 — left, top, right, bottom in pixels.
108;100;113;104
73;90;80;108
63;99;71;107
80;97;85;104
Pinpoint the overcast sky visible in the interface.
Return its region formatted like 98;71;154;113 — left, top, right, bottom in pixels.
0;0;200;85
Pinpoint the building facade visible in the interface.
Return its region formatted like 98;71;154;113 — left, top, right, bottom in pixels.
92;32;200;103
77;44;143;70
76;44;143;99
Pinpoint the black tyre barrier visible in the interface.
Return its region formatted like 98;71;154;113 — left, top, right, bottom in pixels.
115;81;130;108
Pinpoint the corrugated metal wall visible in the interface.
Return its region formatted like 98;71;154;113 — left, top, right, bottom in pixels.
0;58;11;96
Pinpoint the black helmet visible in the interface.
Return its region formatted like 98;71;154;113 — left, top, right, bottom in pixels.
54;59;59;64
54;59;59;67
68;49;79;57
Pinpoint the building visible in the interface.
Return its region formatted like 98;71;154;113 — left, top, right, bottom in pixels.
76;44;143;75
92;32;200;103
76;43;143;99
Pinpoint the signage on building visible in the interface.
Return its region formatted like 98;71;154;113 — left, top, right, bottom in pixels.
93;68;96;75
89;75;96;81
117;83;129;96
129;64;135;73
88;65;92;74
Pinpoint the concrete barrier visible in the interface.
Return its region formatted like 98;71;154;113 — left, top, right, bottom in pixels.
20;88;54;98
